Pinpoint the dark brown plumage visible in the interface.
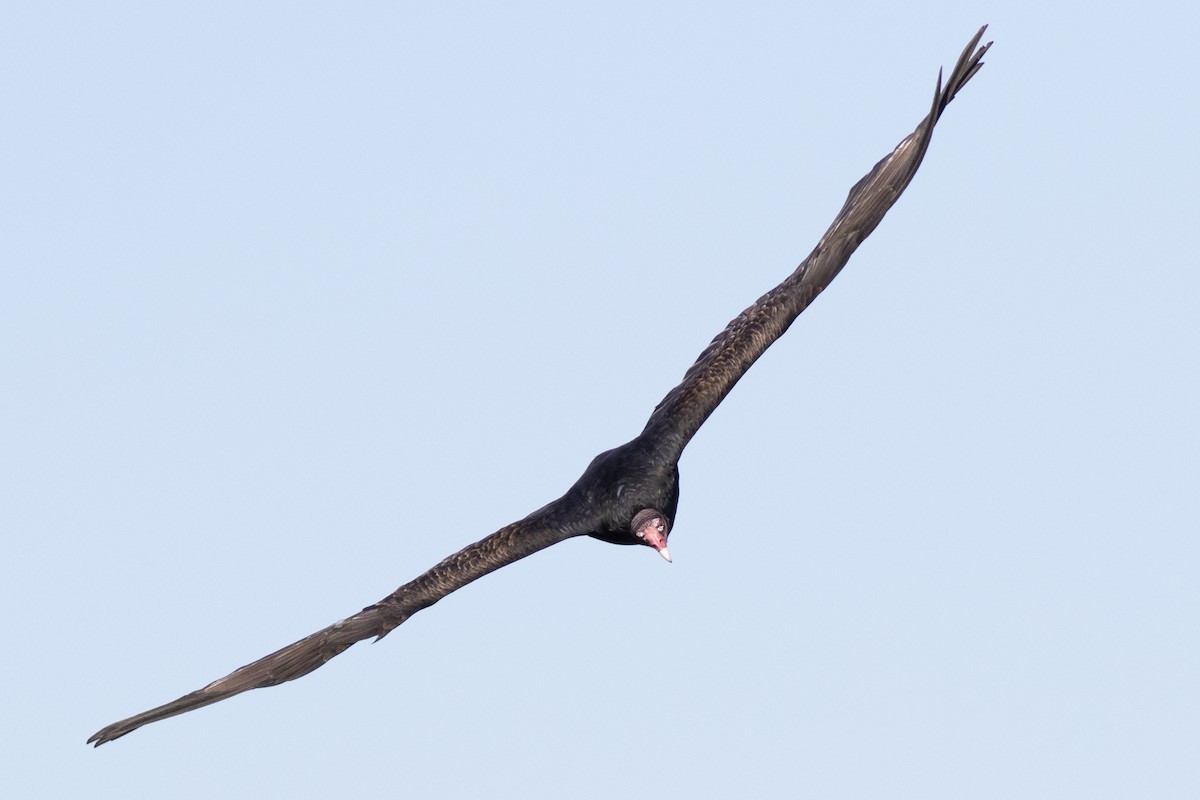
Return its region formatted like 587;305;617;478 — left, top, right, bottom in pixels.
89;28;991;746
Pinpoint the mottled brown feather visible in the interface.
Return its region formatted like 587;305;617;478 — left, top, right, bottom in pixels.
641;27;991;462
87;512;573;745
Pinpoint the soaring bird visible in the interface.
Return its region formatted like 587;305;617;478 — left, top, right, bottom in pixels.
89;27;991;746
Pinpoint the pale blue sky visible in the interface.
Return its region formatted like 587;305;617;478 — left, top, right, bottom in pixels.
4;3;1198;798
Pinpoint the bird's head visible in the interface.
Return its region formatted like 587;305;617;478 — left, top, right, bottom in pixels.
630;508;671;563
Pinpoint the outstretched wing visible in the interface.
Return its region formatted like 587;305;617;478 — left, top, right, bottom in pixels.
641;28;991;462
88;512;575;745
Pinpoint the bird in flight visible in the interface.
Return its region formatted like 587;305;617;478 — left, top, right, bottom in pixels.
89;27;991;746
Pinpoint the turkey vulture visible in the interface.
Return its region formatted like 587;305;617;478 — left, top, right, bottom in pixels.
89;27;991;746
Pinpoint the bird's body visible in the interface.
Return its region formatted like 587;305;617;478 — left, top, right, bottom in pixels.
89;28;991;746
575;438;681;546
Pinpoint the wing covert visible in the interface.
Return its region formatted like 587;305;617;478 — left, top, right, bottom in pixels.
641;28;991;462
88;512;576;745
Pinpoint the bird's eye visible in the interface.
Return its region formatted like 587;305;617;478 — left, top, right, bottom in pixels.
656;524;665;532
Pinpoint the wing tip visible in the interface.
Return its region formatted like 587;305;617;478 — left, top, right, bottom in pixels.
87;724;128;747
936;25;992;114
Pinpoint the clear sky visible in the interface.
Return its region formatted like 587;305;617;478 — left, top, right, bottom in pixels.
4;3;1198;798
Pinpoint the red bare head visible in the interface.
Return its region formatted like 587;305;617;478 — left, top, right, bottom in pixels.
630;508;671;563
